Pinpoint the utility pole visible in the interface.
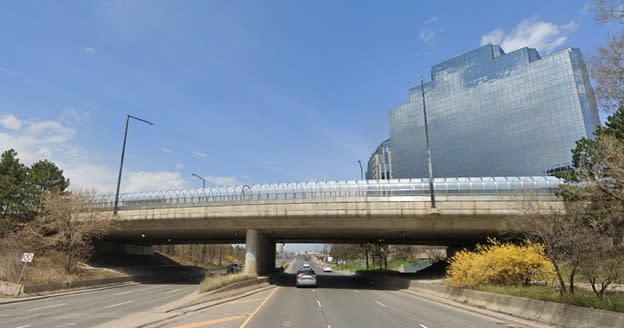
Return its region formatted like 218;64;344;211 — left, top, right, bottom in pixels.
421;77;436;208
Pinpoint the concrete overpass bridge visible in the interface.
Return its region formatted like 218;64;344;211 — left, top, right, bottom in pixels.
93;176;564;274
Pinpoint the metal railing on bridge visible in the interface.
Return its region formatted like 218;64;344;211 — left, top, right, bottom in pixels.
92;176;562;211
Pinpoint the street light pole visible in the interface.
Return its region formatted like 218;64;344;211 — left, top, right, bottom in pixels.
357;160;364;180
192;173;206;189
114;115;154;215
421;77;436;209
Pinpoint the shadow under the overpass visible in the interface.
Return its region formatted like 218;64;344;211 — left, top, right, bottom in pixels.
269;260;449;291
87;253;209;285
269;271;410;291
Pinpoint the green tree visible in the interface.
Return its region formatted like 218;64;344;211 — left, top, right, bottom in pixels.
29;160;69;194
0;149;33;236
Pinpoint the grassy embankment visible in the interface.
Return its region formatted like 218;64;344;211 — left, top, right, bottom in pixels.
199;273;257;292
334;259;426;272
0;249;123;285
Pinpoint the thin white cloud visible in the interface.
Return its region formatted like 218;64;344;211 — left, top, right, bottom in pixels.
192;151;207;158
419;28;436;45
123;171;186;192
0;114;75;164
60;108;90;124
175;162;184;170
424;15;438;25
84;47;97;55
0;112;182;193
161;147;173;153
205;176;243;186
0;114;22;130
62;162;117;193
480;17;576;53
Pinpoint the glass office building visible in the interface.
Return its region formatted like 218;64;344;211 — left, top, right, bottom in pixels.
366;139;392;180
386;44;600;178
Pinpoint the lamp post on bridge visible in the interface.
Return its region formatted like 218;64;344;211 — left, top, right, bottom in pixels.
357;160;364;180
192;173;206;189
114;115;154;215
420;76;436;209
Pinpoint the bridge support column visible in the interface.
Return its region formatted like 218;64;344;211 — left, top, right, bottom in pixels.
244;230;275;275
244;229;259;275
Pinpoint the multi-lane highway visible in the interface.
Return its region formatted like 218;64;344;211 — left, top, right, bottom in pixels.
155;257;536;328
0;282;198;328
0;257;541;327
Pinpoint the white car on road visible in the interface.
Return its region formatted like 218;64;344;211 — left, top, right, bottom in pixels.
323;266;332;272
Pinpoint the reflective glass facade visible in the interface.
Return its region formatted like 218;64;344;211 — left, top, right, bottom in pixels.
388;44;600;178
366;139;392;179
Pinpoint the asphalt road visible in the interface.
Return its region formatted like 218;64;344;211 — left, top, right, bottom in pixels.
0;281;198;328
157;257;535;328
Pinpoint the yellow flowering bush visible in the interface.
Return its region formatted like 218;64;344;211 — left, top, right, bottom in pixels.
447;238;555;287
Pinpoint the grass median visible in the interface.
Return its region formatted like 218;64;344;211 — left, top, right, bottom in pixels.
199;273;257;293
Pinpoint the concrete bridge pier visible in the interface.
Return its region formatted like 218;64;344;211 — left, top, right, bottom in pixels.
244;229;275;275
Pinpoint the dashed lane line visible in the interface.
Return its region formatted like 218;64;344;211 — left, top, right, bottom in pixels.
317;300;322;308
164;289;181;294
375;301;388;308
419;324;429;328
113;291;133;296
25;303;67;312
104;300;135;309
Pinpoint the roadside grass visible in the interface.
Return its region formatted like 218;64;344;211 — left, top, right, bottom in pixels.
475;284;624;313
199;273;257;293
334;258;427;272
334;262;366;272
0;248;123;285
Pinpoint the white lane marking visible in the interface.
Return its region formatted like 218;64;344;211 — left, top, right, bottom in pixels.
312;289;316;293
114;291;133;296
164;288;180;294
328;325;332;328
375;301;388;308
104;300;135;309
419;324;429;328
26;303;67;312
16;325;31;328
353;290;360;293
317;299;322;308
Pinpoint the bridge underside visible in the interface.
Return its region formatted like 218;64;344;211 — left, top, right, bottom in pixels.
99;196;561;274
104;214;519;246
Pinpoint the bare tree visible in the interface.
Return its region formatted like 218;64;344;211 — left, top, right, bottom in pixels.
589;0;624;111
578;228;624;299
18;191;113;273
593;0;624;23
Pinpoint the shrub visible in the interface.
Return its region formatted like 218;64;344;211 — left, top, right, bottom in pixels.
447;239;555;287
199;273;257;292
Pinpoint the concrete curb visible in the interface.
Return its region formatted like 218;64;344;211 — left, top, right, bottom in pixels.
23;276;135;294
408;281;624;328
0;281;139;305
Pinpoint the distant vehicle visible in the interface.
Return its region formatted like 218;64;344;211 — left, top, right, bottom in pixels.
226;263;242;274
302;262;311;269
323;266;332;272
296;268;317;287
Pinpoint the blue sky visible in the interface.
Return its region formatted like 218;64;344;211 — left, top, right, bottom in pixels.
0;1;620;193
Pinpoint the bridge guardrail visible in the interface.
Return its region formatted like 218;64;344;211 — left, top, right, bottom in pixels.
91;176;562;211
